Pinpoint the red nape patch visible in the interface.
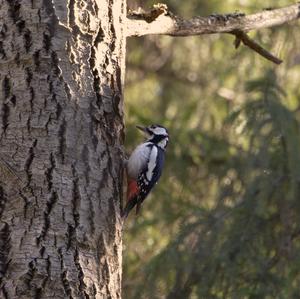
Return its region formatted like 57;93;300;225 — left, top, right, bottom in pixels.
127;179;139;201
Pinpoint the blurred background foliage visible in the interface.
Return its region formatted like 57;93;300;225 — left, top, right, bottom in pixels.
123;0;300;298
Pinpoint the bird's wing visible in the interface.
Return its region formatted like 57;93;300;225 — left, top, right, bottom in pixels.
137;145;161;203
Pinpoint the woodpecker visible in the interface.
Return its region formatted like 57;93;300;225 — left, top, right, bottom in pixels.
122;124;169;219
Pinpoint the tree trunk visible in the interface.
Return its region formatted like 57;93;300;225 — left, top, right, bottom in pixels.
0;0;125;298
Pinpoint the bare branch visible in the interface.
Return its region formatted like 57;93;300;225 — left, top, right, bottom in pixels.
126;3;300;64
126;3;300;37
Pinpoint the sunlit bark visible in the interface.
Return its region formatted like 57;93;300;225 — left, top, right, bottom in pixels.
0;0;125;297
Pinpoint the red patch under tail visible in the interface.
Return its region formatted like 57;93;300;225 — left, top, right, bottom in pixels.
127;179;139;202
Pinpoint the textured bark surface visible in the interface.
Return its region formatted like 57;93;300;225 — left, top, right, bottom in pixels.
0;0;126;298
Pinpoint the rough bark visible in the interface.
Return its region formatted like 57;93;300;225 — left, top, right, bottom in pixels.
0;0;125;298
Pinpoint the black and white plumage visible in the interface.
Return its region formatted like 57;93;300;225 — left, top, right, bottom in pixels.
122;125;169;219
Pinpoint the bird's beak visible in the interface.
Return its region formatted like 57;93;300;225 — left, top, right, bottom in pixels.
136;125;148;134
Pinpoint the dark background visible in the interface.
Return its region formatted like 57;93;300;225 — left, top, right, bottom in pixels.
124;1;300;298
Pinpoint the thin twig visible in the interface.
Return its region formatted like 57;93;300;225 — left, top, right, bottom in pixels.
231;30;283;64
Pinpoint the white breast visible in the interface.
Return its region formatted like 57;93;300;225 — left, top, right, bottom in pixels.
127;143;151;179
146;146;158;181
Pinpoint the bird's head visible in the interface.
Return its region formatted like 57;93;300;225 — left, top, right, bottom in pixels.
136;124;169;149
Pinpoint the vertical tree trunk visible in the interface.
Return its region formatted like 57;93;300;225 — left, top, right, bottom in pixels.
0;0;126;298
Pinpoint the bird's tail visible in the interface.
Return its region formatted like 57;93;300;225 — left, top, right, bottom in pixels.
122;196;138;219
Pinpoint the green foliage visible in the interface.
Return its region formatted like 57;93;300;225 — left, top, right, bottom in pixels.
124;1;300;298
